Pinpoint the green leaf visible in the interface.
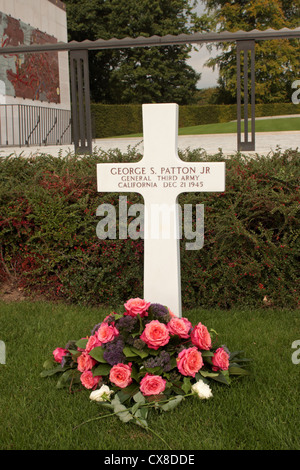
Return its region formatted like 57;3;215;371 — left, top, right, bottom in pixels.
111;395;121;406
89;346;107;363
210;370;231;386
131;402;140;414
116;390;131;404
56;369;74;389
138;406;149;420
122;345;148;359
93;363;111;376
137;314;144;335
131;331;141;338
200;370;219;378
115;405;133;423
114;385;140;405
40;365;67;377
75;338;88;350
203;356;213;365
170;357;177;369
133;409;148;428
130;365;139;382
130;347;148;359
229;350;245;361
68;349;80;357
133;391;146;405
43;359;55;369
182;377;191;394
111;396;133;423
160;395;184;412
145;365;163;375
121;383;140;397
195;373;210;385
228;366;251;376
201;351;214;357
123;346;138;358
147;348;161;356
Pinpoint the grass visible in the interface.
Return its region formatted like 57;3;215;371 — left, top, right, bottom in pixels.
116;116;300;138
0;300;299;450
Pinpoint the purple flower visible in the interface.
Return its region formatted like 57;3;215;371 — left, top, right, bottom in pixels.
103;337;126;366
150;303;169;317
117;315;138;332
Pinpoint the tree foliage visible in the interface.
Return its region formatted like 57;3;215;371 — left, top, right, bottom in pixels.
203;0;300;104
64;0;205;104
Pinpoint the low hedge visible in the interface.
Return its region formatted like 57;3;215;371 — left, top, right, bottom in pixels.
0;148;299;310
91;102;300;138
91;104;143;139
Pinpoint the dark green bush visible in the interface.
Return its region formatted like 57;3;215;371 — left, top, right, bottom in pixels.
179;148;299;309
0;148;299;310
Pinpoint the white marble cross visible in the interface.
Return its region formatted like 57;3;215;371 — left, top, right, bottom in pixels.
97;103;225;317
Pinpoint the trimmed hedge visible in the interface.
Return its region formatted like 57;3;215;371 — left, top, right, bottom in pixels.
91;102;300;138
0;148;299;310
91;104;143;139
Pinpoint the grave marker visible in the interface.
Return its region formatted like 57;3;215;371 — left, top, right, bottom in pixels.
97;103;225;317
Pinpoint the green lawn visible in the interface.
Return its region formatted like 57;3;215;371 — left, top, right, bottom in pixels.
117;116;300;138
0;300;299;450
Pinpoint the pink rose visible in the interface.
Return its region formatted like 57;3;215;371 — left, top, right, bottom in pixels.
212;348;230;371
77;351;96;372
109;363;132;388
190;322;212;350
167;317;192;339
53;347;68;364
177;347;203;377
140;320;170;350
97;322;119;344
85;334;102;353
140;374;166;396
80;370;102;389
124;298;151;317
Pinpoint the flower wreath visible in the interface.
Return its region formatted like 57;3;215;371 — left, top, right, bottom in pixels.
42;298;250;443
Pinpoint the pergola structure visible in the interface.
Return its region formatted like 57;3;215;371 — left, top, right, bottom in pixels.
1;27;299;154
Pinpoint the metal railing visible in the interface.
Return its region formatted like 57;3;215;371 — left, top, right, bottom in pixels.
0;104;72;147
0;28;299;153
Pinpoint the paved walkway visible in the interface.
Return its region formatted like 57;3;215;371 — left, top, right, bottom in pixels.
0;131;299;158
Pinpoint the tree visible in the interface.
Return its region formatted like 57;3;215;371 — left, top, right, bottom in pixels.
203;0;300;104
64;0;205;104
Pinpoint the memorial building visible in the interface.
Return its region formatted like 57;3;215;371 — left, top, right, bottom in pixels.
0;0;71;146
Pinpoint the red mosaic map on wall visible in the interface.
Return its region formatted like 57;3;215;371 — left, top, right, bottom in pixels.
0;12;60;103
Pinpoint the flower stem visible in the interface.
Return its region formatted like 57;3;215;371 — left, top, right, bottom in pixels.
139;421;172;450
145;392;194;409
73;408;173;450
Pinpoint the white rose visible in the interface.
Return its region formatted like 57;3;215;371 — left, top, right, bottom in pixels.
191;379;213;400
89;384;114;402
